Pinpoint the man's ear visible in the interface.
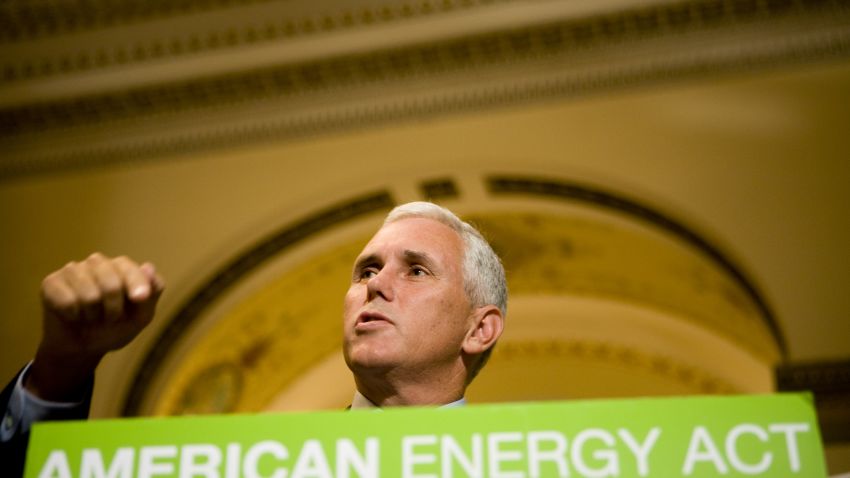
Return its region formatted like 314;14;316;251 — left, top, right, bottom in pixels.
462;305;504;355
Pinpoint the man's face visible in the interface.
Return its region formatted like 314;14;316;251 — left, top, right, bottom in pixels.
343;217;474;377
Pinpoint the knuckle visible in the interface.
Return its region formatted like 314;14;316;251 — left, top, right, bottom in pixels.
65;261;86;276
52;296;78;313
114;255;133;265
87;252;105;262
41;285;77;312
78;289;102;306
102;283;121;299
100;279;122;297
113;255;140;272
41;271;61;288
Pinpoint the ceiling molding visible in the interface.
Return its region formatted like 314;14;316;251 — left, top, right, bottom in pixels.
0;0;509;46
2;0;849;179
487;176;784;356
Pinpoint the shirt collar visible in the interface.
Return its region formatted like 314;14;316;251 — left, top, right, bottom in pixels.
350;391;466;409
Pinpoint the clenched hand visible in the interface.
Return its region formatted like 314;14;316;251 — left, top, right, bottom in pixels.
26;253;165;401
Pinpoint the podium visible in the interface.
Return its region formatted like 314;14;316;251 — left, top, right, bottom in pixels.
26;393;826;478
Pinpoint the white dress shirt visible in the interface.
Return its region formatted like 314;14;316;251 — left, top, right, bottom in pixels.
1;362;86;443
350;390;466;409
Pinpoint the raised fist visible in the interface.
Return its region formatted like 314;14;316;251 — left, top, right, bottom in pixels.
26;253;165;401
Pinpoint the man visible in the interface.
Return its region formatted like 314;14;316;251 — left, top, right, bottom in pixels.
344;202;506;407
0;255;165;477
1;201;506;474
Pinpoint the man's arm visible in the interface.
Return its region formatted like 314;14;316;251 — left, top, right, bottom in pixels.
0;253;164;475
0;364;92;477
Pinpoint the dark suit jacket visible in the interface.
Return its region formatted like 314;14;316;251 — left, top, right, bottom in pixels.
0;369;91;478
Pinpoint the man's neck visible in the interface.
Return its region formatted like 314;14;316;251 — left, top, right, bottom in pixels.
350;390;466;409
353;366;467;407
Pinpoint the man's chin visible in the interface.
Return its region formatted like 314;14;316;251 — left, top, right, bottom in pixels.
344;349;398;375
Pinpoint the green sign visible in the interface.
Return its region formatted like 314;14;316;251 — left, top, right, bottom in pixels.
26;393;825;478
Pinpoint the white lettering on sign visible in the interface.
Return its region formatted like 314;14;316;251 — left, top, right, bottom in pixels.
441;433;483;478
37;439;381;478
769;423;809;472
291;440;331;478
138;446;176;478
402;434;437;478
397;428;661;478
32;422;811;478
726;424;772;474
488;432;525;478
527;431;568;478
682;423;811;476
38;450;72;478
81;448;134;478
572;428;618;478
225;444;240;478
683;426;727;475
179;444;221;478
619;428;661;477
337;438;380;478
244;440;288;478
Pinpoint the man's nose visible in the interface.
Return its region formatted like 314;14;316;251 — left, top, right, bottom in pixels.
366;267;394;302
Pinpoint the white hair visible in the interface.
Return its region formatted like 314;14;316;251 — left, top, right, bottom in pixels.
384;201;507;378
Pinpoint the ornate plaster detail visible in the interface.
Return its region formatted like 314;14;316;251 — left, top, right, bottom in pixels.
1;0;506;47
2;0;849;179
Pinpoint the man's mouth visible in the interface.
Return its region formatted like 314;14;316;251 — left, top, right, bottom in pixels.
356;311;393;329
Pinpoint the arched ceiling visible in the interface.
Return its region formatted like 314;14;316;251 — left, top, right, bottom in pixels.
125;181;780;417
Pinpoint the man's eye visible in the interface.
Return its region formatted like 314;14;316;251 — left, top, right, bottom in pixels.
410;266;428;276
360;269;378;279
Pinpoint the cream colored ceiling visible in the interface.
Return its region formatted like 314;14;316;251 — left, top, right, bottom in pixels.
3;0;849;176
1;0;849;449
